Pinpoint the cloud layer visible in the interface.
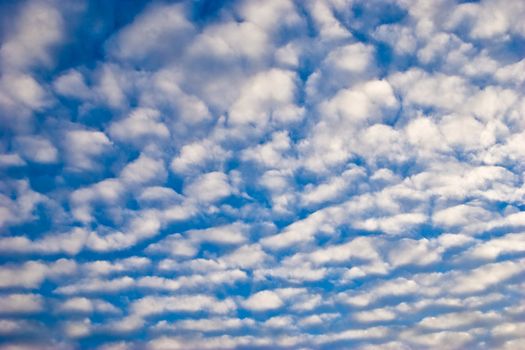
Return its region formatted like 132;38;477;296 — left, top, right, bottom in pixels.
1;0;525;349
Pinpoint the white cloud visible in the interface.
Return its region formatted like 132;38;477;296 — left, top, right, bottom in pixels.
462;232;525;260
86;211;162;252
241;131;293;169
229;68;302;127
418;310;500;330
353;308;397;323
137;269;247;292
0;180;45;229
110;3;194;63
57;297;119;315
188;222;249;245
448;0;525;39
108;108;170;145
219;244;268;269
146;233;198;258
120;154;166;186
64;129;111;171
15;135;58;164
2;0;525;348
0;294;43;314
55;276;135;295
53;70;91;100
155;317;255;332
0;319;42;336
237;0;302;32
242;290;284;311
171;140;229;174
188;21;268;63
386;238;441;268
0;153;25;168
70;178;124;223
314;327;390;345
0;0;63;70
0;259;76;289
0;73;50;116
448;259;525;294
63;318;91;338
183;171;233;203
306;0;351;41
131;294;235;317
0;228;88;256
301;166;366;207
389;69;471;112
432;203;496;232
83;257;151;277
399;329;473;349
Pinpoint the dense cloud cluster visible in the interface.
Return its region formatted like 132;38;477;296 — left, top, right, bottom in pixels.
1;0;525;349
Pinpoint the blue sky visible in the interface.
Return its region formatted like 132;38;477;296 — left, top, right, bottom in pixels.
1;0;525;349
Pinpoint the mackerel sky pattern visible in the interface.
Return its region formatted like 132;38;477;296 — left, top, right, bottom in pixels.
1;0;525;349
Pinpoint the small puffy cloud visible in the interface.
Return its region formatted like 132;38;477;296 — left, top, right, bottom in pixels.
0;73;50;113
120;154;166;186
0;0;63;70
417;310;500;330
136;269;247;292
83;257;151;277
242;290;284;311
57;297;119;315
53;70;91;100
0;259;76;289
184;171;233;203
301;166;366;207
305;0;351;41
399;330;473;349
461;232;525;261
241;131;293;169
93;63;129;109
70;178;124;223
0;180;45;229
108;108;170;145
146;222;250;261
188;222;249;245
229;69;303;127
55;276;135;296
130;294;235;317
237;0;302;33
389;69;471;112
109;3;194;64
220;244;268;269
432;203;496;232
0;228;88;256
171;140;229;174
0;153;25;168
154;317;254;333
0;293;43;314
448;0;525;39
319;79;398;125
15;135;58;164
146;233;198;258
63;318;91;338
86;211;162;252
448;259;525;294
386;238;441;268
353;308;397;323
188;21;268;63
0;319;43;336
64;129;111;171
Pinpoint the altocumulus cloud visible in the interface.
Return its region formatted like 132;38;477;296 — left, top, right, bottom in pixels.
1;0;525;349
